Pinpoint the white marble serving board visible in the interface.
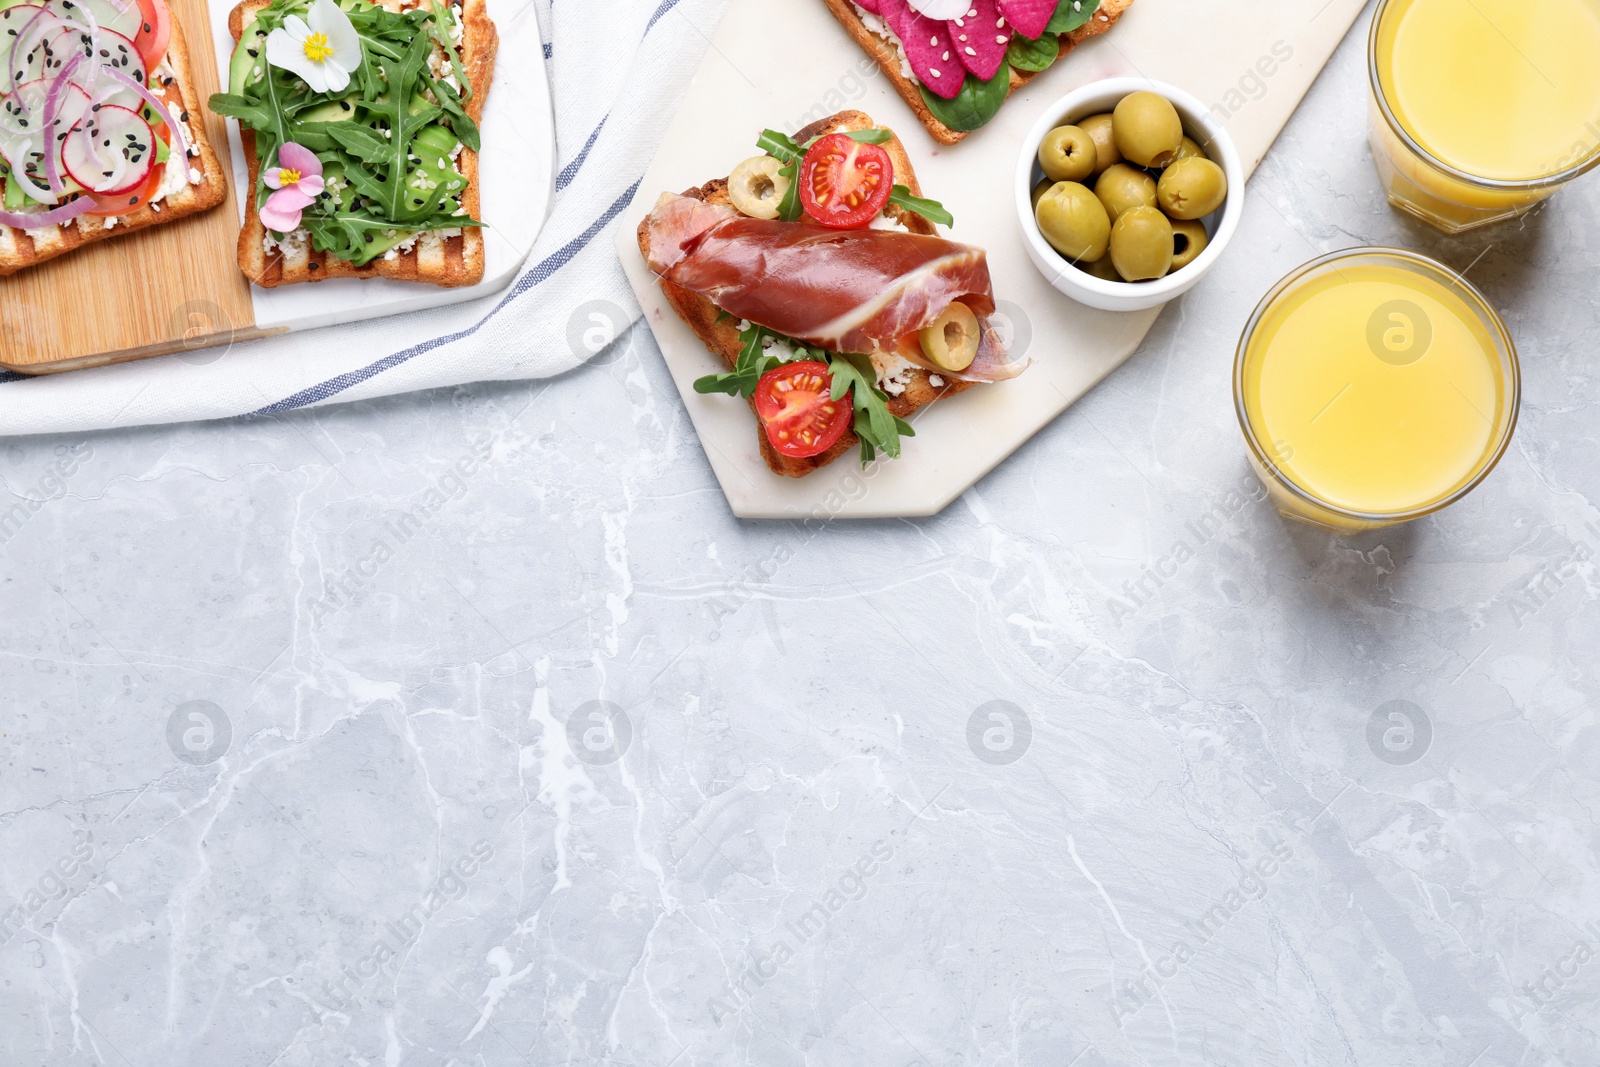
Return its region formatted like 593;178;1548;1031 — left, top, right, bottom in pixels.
617;0;1368;520
209;0;553;332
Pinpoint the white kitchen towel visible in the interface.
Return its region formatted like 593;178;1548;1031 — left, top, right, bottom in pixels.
0;0;726;438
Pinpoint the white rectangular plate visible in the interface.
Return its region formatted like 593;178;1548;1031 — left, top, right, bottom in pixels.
618;0;1367;520
210;0;553;331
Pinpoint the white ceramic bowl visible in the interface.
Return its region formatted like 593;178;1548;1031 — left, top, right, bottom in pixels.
1016;77;1245;312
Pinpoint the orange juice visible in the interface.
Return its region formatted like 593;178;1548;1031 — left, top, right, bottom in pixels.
1369;0;1600;231
1236;249;1520;531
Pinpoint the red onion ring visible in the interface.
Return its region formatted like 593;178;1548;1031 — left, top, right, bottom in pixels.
0;192;93;229
97;63;182;153
0;136;53;200
40;52;82;193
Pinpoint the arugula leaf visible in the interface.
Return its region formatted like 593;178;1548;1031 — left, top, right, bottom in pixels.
801;127;893;149
208;0;483;263
827;353;914;463
889;185;954;228
693;323;787;397
1046;0;1102;34
754;130;807;221
757;129;804;165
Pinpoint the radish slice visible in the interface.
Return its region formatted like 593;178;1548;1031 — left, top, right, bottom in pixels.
51;0;139;41
953;0;1010;80
907;0;970;18
62;102;152;193
95;62;179;148
132;0;168;69
0;191;93;228
3;6;63;91
0;78;89;200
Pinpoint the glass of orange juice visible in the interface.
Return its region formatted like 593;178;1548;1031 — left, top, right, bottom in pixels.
1368;0;1600;232
1234;248;1520;533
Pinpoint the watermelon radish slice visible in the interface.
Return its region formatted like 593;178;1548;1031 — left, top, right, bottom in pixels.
51;0;142;41
854;0;881;13
879;0;966;99
951;0;1010;80
997;0;1058;40
131;0;168;69
906;0;969;16
62;101;152;193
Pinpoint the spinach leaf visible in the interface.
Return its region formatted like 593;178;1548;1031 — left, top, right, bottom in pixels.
1046;0;1101;34
1006;33;1060;73
888;185;953;228
919;64;1010;133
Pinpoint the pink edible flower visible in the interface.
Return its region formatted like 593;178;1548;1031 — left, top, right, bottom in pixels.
259;141;326;233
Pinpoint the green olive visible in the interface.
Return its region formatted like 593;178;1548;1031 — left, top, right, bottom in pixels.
1110;205;1174;282
1035;181;1111;262
1038;124;1097;183
1077;112;1122;177
1031;180;1051;212
1157;156;1228;220
919;301;980;372
1173;136;1206;163
1170;219;1209;271
728;155;790;220
1094;163;1157;222
1112;91;1184;168
1075;254;1123;283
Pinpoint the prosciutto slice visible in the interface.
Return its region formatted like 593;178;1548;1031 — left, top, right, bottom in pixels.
642;194;1022;381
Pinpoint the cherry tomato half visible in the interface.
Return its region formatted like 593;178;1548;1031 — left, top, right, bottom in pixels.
86;102;174;217
754;360;852;458
85;163;166;216
799;133;893;229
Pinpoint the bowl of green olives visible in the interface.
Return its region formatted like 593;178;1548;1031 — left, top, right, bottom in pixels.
1017;78;1244;312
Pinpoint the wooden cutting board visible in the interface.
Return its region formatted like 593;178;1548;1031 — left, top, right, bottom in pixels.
0;0;269;373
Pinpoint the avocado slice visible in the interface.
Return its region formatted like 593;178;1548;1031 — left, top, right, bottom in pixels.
228;18;268;96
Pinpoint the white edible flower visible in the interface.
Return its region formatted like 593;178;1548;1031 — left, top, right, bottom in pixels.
266;0;362;94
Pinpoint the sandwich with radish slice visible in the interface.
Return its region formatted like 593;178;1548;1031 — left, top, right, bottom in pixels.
0;0;227;275
821;0;1135;145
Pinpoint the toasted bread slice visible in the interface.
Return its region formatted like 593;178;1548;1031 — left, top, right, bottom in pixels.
228;0;497;288
820;0;1135;146
639;110;978;479
0;18;228;277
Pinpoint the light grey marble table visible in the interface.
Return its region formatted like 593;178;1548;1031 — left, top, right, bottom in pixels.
4;4;1599;1065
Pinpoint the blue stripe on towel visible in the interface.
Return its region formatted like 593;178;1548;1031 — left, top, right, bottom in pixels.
250;178;643;415
556;117;607;191
646;0;681;33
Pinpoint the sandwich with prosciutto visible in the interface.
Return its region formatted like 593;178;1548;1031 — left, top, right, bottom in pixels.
638;110;1025;478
